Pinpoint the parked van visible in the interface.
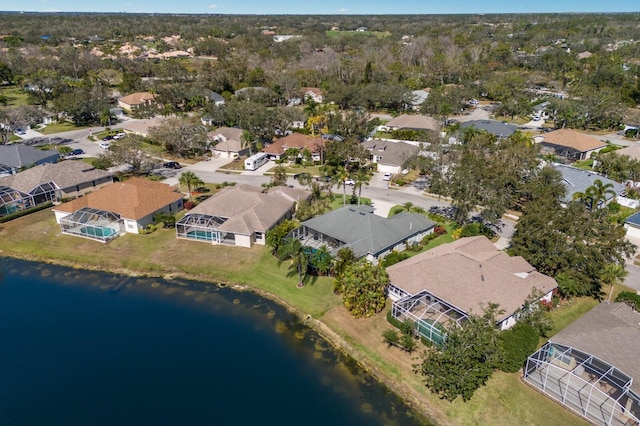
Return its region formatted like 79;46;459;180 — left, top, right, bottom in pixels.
244;152;269;171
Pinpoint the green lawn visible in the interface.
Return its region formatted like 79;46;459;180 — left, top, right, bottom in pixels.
40;122;82;134
572;159;595;170
0;207;590;425
546;297;599;338
1;86;30;106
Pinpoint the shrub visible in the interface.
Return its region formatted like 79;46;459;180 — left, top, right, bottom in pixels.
459;222;495;238
616;291;640;311
401;334;416;353
433;225;447;235
184;200;195;210
0;202;53;223
382;329;400;347
382;250;410;267
498;323;539;373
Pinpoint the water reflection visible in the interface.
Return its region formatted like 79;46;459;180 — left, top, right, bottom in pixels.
0;257;428;425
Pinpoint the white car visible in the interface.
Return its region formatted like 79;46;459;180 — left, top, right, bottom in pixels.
99;142;111;149
383;173;392;181
533;115;541;121
113;132;126;140
344;179;355;185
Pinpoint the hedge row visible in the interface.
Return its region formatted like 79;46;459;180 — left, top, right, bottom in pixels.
0;202;53;223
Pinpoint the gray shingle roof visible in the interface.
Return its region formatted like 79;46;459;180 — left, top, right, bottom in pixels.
0;145;60;168
626;211;640;227
361;140;419;167
300;205;435;258
0;160;112;193
551;302;640;393
553;164;625;204
460;120;517;137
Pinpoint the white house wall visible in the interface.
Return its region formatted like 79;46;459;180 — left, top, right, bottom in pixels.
235;234;252;248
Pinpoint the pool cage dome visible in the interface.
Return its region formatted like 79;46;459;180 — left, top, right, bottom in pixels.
59;207;124;243
0;186;34;216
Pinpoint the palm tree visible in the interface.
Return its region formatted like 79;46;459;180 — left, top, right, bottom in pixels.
241;130;255;156
600;264;628;302
354;168;371;205
335;166;350;206
573;179;617;211
179;171;204;201
312;245;333;276
587;179;617;210
278;237;308;288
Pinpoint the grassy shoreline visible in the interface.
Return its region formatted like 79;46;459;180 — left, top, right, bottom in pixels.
0;210;587;425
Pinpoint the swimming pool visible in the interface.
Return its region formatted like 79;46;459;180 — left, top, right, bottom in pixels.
80;226;118;238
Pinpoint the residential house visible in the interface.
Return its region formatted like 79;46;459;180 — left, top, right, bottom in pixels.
0;160;113;211
406;89;430;109
289;205;436;264
539;129;606;161
302;87;324;103
176;185;310;248
117;92;159;112
459;120;518;138
553;164;625;208
121;116;166;137
208;127;249;159
0;144;60;169
384;114;440;133
0;164;17;178
524;302;640;426
361;140;419;174
52;177;183;242
614;145;640;163
262;133;326;162
387;236;557;344
207;90;225;106
624;211;640;240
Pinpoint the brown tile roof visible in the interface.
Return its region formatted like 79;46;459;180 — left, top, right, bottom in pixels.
0;160;112;193
386;236;557;321
54;177;182;221
615;145;640;162
122;117;166;136
262;133;325;156
187;184;310;234
542;129;606;153
209;127;244;153
118;92;158;107
385;114;440;131
551;302;640;393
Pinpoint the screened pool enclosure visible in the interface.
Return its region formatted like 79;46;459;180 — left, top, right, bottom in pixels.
59;207;123;243
175;213;235;245
391;290;469;346
524;342;640;426
0;186;34;216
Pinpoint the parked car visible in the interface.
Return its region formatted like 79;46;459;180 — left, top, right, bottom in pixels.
68;149;85;156
163;161;182;169
102;135;113;141
99;142;111;149
344;179;355;185
113;132;126;140
533;115;541;121
383;173;392;181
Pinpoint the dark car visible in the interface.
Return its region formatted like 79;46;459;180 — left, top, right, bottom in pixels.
68;148;85;156
102;135;114;141
163;161;182;169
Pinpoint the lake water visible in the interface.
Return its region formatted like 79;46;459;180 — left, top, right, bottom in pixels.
0;258;426;425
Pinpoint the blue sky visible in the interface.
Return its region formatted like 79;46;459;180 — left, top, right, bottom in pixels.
2;0;638;14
